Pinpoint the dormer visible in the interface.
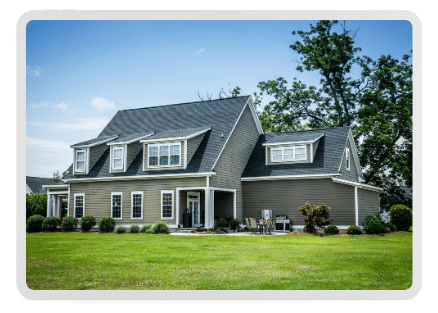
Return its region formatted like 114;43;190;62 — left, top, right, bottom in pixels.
107;133;154;173
262;132;324;165
70;135;119;175
140;127;211;171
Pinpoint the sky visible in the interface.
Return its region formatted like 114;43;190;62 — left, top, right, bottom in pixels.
26;20;412;178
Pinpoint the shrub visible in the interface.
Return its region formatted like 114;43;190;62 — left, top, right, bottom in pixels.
80;215;96;232
229;219;240;230
98;216;116;233
61;216;78;232
115;226;127;234
408;226;413;232
389;204;412;231
140;225;152;233
324;225;339;235
363;215;386;234
216;217;228;228
26;194;47;220
389;223;397;232
195;227;206;232
42;216;60;232
152;222;170;234
220;227;229;233
347;225;362;235
129;225;140;233
211;226;221;233
26;214;45;232
298;202;331;234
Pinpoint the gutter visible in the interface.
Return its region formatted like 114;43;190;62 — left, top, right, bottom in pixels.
64;172;216;183
241;173;341;181
332;177;383;192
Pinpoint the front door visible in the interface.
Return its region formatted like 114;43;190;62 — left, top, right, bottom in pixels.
188;192;201;227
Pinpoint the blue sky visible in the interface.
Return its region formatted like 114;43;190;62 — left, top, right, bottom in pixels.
26;20;412;178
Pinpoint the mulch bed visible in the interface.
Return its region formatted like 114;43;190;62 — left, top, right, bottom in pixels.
286;230;408;237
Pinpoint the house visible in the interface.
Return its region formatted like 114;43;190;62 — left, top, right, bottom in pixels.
44;96;381;230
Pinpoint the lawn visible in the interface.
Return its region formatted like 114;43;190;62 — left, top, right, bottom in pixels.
26;232;412;290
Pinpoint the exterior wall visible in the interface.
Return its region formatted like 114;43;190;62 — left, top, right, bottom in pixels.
312;139;320;160
242;178;356;227
142;141;185;171
68;177;206;226
209;104;260;221
186;133;206;165
357;188;380;225
339;138;359;182
214;191;234;218
89;144;108;170
266;144;312;165
126;142;142;169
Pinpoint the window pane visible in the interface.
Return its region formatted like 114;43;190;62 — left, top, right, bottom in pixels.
159;146;169;165
170;145;180;155
170;155;179;165
114;148;122;159
272;155;282;161
283;153;294;161
75;196;84;218
284;149;294;155
133;194;142;206
272;149;282;156
75;196;83;206
149;146;158;156
149;156;158;166
295;153;306;160
160;155;168;165
295;148;305;154
113;159;122;169
162;193;172;218
112;195;121;218
77;160;85;171
77;151;85;161
132;194;142;218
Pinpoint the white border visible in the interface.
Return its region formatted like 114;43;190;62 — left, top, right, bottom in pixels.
111;192;123;220
73;193;85;219
131;191;143;220
161;190;174;220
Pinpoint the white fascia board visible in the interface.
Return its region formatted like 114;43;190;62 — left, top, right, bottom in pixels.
107;133;154;145
262;134;324;147
42;184;69;189
139;128;211;144
332;177;383;192
70;135;119;148
247;96;264;135
64;172;216;183
241;173;340;181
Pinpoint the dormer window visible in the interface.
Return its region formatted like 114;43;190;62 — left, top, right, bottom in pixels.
345;147;350;171
148;142;181;168
112;147;124;170
75;149;86;172
271;145;306;163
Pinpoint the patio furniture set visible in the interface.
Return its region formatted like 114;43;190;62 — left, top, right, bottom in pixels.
245;218;276;235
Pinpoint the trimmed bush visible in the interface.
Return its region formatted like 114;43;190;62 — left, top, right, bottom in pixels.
229;219;240;230
408;226;413;232
26;214;45;233
298;202;331;233
220;227;229;233
324;225;339;235
363;215;386;234
347;225;362;235
26;194;47;220
389;204;412;231
80;215;96;232
98;216;116;233
42;216;60;232
115;226;127;234
61;216;78;232
195;227;206;232
152;222;170;234
129;225;140;233
216;217;228;228
140;225;152;233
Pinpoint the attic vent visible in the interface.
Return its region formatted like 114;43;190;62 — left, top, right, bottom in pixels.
221;134;224;138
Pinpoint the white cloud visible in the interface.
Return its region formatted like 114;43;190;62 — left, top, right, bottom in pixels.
54;102;68;110
26;136;70;155
90;97;117;112
195;48;205;56
26;65;43;77
29;101;49;108
27;117;111;131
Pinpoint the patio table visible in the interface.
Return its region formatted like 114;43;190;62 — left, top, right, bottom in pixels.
258;221;267;234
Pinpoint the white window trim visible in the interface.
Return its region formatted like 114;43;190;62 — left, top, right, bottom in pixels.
346;147;351;171
147;142;182;169
74;193;85;219
74;149;87;173
161;190;174;220
270;144;307;163
111;192;123;220
131;191;143;220
111;146;125;171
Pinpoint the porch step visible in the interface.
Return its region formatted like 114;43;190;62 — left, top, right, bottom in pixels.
174;228;197;233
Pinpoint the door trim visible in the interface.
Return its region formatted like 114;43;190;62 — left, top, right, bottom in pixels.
187;192;201;227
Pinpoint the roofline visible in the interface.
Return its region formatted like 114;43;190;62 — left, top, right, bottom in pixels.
71;136;119;148
139;128;211;143
42;184;69;189
108;133;155;145
63;172;216;183
262;133;324;147
338;128;364;181
241;173;341;181
332;177;383;191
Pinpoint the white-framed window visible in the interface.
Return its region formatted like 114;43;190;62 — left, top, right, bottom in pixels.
345;147;350;171
148;142;181;168
74;193;85;219
75;149;86;172
131;191;143;219
161;190;174;220
271;145;307;162
112;146;125;170
111;192;123;220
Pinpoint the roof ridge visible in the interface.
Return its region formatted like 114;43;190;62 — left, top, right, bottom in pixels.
118;95;251;112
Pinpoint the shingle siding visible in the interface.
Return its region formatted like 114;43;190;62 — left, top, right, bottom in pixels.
89;144;108;170
357;188;380;225
339;139;359;182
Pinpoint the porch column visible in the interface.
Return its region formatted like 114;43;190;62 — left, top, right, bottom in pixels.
205;188;211;228
209;189;215;228
46;193;52;217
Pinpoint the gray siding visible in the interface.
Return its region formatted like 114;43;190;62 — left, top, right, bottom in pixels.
69;177;206;226
312;138;320;160
266;144;312;165
89;144;108;170
242;178;356;226
339;139;359;182
127;142;142;169
186;133;206;165
357;188;380;225
143;141;185;171
209;105;260;221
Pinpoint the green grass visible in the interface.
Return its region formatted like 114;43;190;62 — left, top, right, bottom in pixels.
26;232;412;290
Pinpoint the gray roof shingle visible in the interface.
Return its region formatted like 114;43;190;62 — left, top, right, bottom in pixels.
70;135;119;148
26;176;65;193
264;130;324;145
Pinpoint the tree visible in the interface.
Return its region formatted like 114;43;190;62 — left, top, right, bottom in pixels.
197;82;241;101
298;202;331;233
255;20;412;211
51;170;67;183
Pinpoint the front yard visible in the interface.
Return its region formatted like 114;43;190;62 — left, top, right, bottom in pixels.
26;232;412;290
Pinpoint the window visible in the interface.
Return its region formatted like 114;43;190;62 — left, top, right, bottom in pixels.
131;191;143;219
271;145;307;162
161;190;174;219
148;142;181;168
112;146;124;170
74;193;85;218
345;148;350;171
75;149;86;172
111;192;122;219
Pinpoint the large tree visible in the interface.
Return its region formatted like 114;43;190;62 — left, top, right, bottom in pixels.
255;20;412;211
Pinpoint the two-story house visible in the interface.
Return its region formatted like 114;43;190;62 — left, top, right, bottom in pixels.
43;96;381;230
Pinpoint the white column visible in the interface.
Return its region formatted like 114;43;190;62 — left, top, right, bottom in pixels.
204;188;210;228
55;196;60;219
355;186;359;226
46;193;52;217
210;189;215;228
233;191;237;220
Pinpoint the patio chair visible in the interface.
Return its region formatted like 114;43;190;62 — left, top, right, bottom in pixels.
245;218;251;230
249;218;258;234
266;218;276;234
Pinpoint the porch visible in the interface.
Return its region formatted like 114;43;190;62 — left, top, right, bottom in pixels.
176;187;236;229
43;184;70;220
